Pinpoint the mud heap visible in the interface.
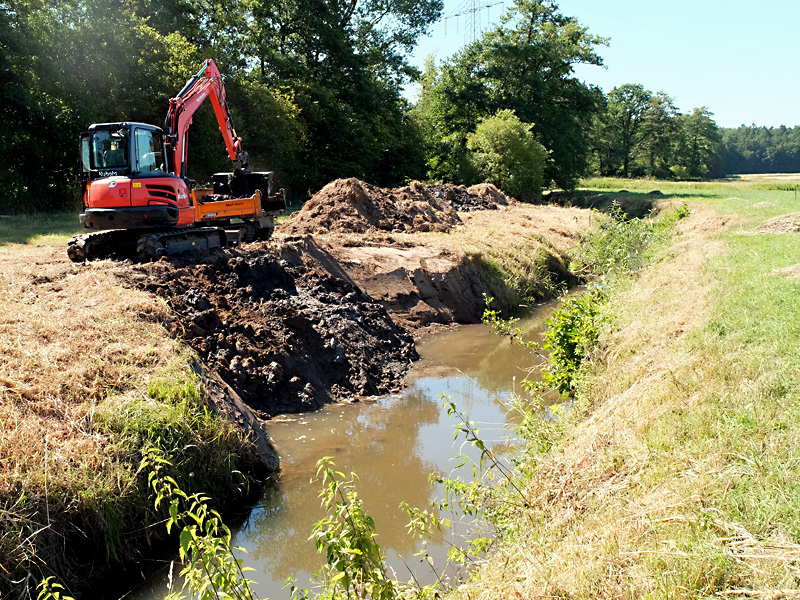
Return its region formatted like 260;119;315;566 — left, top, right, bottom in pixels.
429;182;513;211
283;179;514;236
121;247;417;417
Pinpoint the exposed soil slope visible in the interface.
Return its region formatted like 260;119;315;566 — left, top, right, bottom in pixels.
119;246;417;417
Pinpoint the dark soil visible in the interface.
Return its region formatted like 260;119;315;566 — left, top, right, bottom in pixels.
429;182;514;212
119;244;418;418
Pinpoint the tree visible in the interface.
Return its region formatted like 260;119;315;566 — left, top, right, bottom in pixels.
672;107;720;179
720;125;800;174
416;0;607;190
467;109;548;202
635;91;678;178
247;0;442;191
1;0;441;211
605;84;651;176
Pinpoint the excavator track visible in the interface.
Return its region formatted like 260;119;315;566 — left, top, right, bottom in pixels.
136;227;228;262
68;227;227;262
67;230;138;262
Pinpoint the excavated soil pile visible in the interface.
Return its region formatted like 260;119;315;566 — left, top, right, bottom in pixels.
428;182;513;211
120;246;417;417
282;179;514;236
283;178;461;235
755;213;800;233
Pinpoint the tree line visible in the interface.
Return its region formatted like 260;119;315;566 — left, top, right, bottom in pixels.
590;84;800;180
1;0;797;214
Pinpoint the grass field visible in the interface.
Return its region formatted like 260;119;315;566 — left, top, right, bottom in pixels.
456;176;800;599
0;213;79;246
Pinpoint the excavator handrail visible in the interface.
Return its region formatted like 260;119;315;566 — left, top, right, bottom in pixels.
164;59;249;180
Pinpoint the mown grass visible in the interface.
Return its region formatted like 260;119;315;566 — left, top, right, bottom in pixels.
0;213;79;246
453;176;800;598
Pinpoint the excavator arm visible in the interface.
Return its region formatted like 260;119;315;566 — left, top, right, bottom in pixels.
163;59;249;179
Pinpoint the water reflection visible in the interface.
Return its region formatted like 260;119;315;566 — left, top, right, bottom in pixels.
234;305;557;598
129;302;557;599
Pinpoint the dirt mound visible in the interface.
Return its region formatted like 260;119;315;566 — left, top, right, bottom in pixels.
428;182;513;211
119;245;417;417
755;213;800;233
283;178;461;235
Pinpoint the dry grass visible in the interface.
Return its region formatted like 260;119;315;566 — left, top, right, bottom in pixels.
0;244;183;498
449;204;790;598
449;202;594;255
0;242;255;595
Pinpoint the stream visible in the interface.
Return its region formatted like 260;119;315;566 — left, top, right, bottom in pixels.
128;300;559;599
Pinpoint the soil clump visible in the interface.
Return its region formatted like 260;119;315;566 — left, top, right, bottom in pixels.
119;245;417;417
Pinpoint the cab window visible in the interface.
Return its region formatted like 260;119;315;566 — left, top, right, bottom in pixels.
134;128;164;173
80;135;90;172
91;129;128;169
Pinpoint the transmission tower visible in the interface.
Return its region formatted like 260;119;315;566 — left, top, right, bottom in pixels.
444;0;504;45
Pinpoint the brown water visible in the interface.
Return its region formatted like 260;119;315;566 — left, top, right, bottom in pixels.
130;302;558;599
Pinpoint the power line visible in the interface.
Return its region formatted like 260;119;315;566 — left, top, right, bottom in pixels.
443;0;505;44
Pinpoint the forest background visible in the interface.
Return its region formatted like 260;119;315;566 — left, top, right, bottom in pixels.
2;0;799;214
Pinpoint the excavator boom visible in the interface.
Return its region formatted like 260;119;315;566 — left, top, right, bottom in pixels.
165;59;248;179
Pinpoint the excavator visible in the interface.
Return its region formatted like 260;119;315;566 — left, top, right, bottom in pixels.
68;59;286;262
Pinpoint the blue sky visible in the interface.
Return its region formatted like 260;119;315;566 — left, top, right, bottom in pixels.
409;0;798;128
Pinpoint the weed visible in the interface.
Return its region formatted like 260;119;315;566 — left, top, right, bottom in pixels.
36;576;75;600
140;448;258;600
571;202;688;277
540;291;603;397
285;457;444;600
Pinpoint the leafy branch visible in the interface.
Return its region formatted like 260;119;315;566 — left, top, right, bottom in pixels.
140;447;259;600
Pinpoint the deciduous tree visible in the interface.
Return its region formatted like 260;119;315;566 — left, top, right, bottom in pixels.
416;0;606;190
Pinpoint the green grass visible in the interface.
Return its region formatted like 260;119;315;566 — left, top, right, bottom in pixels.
454;175;800;599
0;213;80;245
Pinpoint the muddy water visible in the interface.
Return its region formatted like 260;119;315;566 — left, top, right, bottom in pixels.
131;302;558;599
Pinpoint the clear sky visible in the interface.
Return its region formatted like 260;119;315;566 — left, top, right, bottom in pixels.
409;0;798;128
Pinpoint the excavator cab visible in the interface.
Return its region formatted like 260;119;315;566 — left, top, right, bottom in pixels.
78;122;192;232
79;123;167;183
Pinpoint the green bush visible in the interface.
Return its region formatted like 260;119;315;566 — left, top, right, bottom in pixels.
467;110;548;202
541;291;603;397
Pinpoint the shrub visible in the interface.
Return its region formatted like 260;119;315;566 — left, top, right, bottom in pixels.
467;110;548;202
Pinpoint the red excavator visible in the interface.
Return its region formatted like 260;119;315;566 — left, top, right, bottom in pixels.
68;59;286;261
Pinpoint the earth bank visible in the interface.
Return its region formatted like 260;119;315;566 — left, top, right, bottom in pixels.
1;179;606;598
